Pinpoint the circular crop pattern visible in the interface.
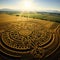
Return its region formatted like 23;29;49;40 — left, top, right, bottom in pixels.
1;22;52;50
31;48;45;58
0;21;59;59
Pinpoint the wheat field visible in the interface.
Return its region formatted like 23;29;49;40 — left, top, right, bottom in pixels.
0;14;60;59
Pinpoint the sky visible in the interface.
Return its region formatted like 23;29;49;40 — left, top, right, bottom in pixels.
0;0;60;11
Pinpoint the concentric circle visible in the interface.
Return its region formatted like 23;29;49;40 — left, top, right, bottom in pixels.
0;21;59;59
31;48;45;58
1;22;52;50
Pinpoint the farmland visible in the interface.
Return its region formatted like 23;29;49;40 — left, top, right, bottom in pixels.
21;12;60;23
0;11;60;23
0;11;60;60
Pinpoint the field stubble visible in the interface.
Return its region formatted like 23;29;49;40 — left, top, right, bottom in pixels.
0;14;60;59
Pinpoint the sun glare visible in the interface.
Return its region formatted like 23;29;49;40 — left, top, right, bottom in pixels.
20;0;35;11
24;1;32;8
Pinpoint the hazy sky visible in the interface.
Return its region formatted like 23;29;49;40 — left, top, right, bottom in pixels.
0;0;60;11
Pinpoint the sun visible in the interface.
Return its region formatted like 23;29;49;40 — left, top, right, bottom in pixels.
20;0;35;11
24;1;32;8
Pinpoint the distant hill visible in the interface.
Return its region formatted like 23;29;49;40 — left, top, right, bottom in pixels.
0;8;17;11
45;10;60;13
0;8;60;13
